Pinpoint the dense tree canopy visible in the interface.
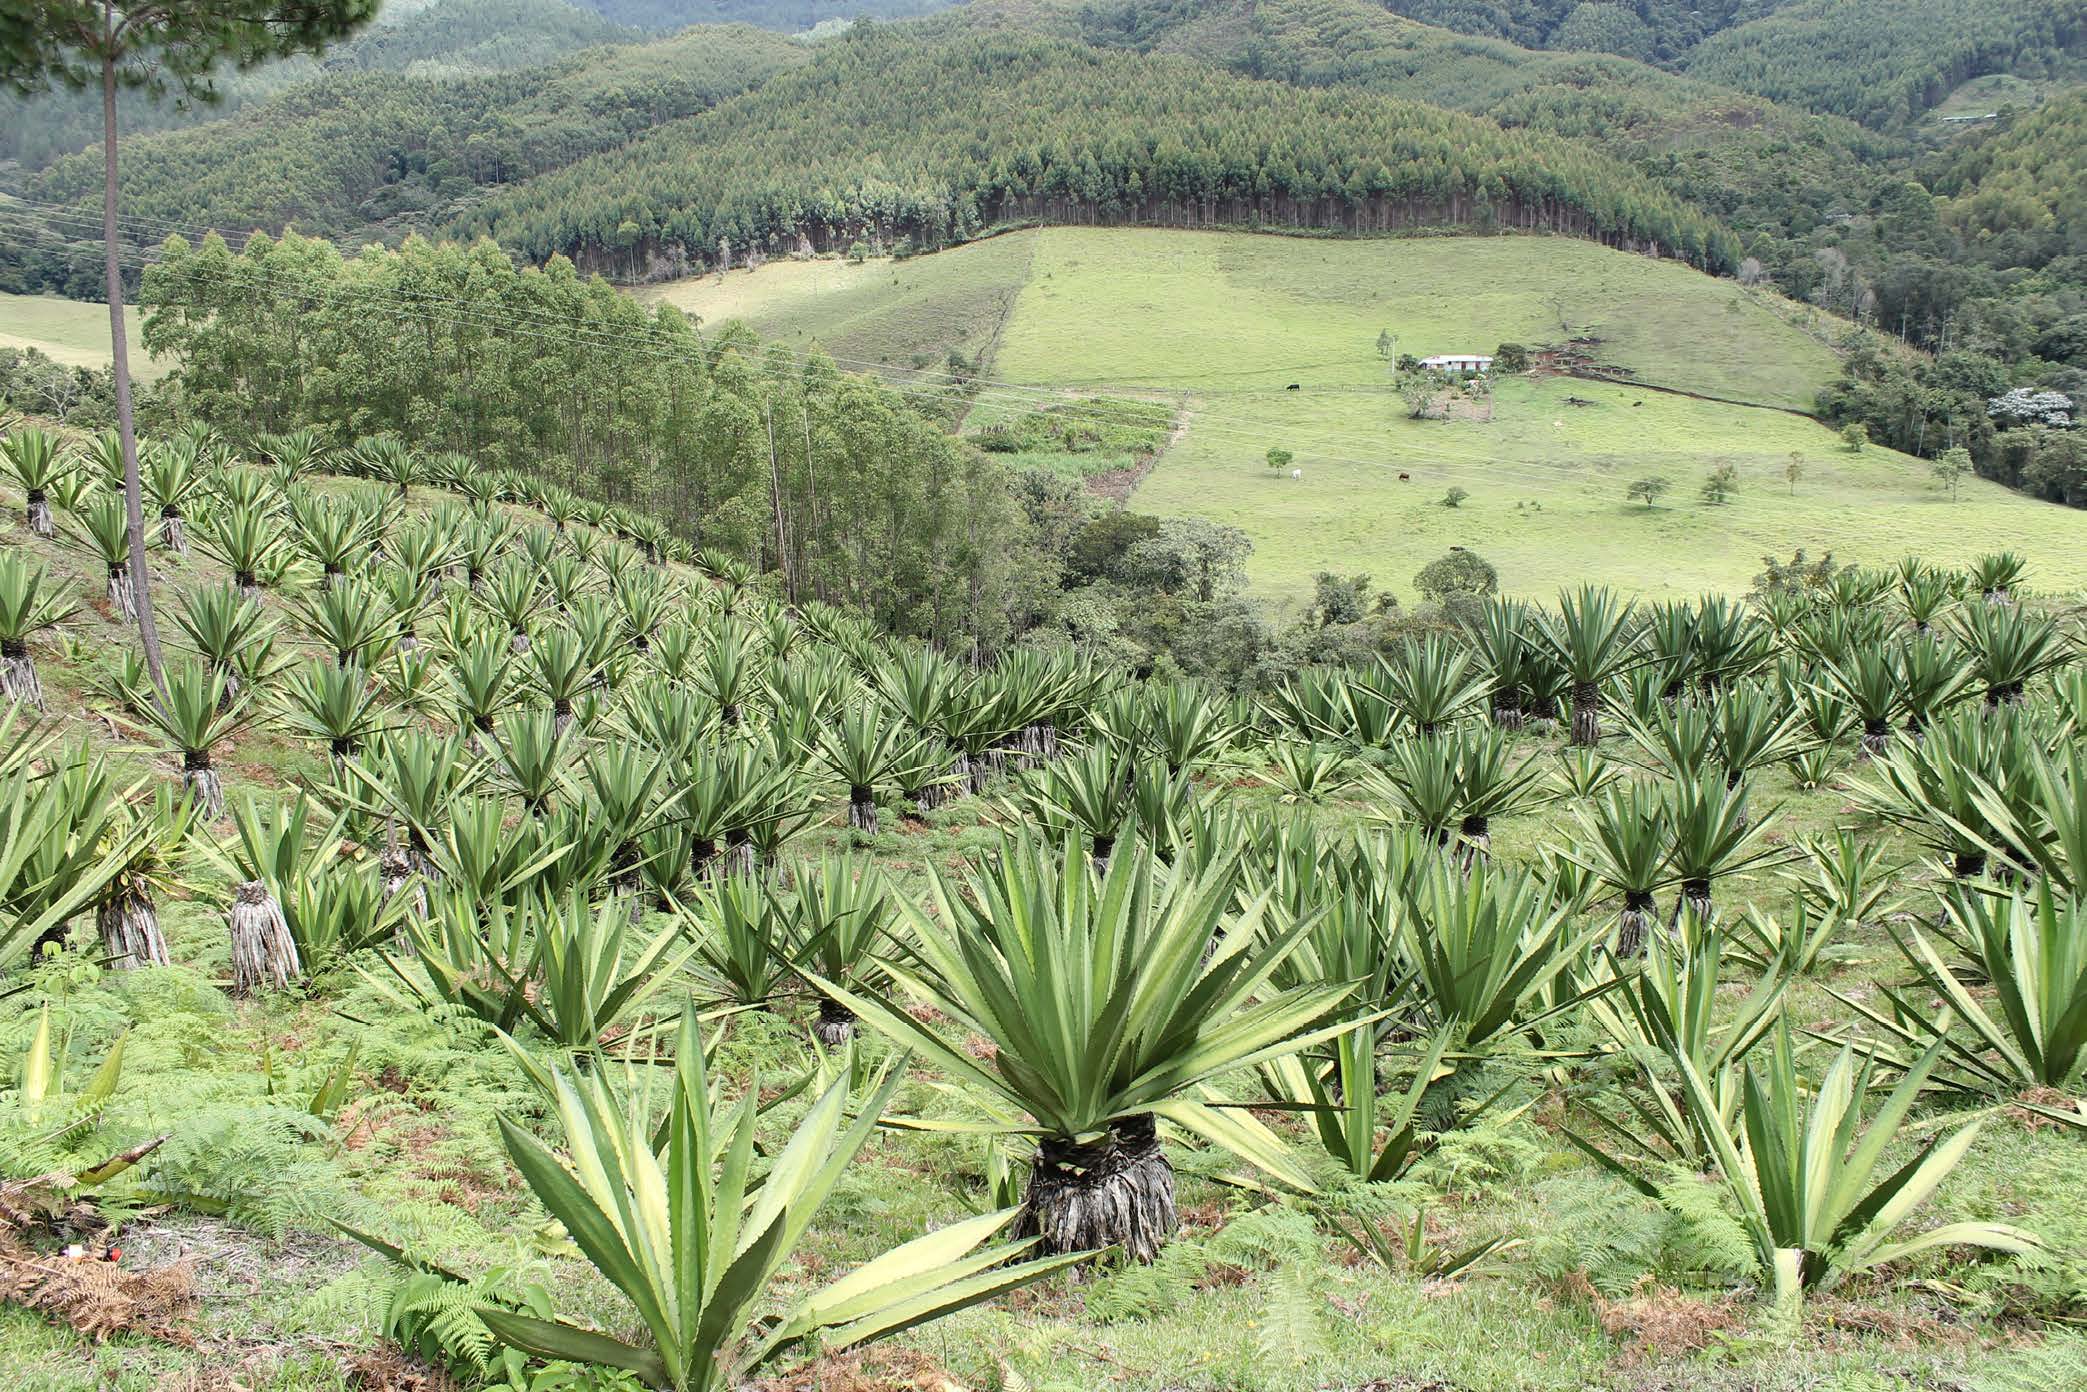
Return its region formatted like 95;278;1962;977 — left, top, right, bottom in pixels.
459;27;1741;275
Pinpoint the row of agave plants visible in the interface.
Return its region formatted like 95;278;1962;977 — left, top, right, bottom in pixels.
2;422;2085;1387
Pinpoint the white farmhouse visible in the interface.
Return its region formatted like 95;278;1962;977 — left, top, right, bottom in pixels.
1420;354;1493;374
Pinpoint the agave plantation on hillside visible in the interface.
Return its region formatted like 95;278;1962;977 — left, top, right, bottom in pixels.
0;415;2084;1387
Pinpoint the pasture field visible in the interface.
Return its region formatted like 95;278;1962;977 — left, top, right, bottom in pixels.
639;232;1035;380
657;227;2087;606
1137;375;2087;607
0;291;165;379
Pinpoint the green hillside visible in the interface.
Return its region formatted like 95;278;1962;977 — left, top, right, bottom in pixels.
460;27;1741;275
658;226;2087;602
23;24;808;256
0;293;164;380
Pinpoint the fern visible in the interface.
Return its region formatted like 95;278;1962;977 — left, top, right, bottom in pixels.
1254;1265;1322;1369
1653;1170;1756;1284
1522;1174;1673;1298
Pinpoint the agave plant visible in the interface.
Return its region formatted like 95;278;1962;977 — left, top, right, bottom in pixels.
1397;856;1601;1052
1535;584;1641;747
288;488;375;587
348;435;422;499
1673;1025;2035;1309
1563;780;1671;956
392;1014;1084;1390
1851;705;2034;879
289;577;396;668
1567;920;1786;1183
0;756;137;967
66;494;137;620
2;426;79;537
198;499;295;600
273;662;394;767
1661;773;1781;922
1139;679;1237;774
1255;738;1354;805
1466;596;1539;729
140;436;207;555
1001;741;1142;863
684;869;798;1009
255;426;330;485
1968;551;2026;605
524;626;604;731
782;855;894;1045
1371;634;1490;735
169;581;280;707
92;787;200;970
0;552;78;708
815;704;936;836
1871;882;2087;1097
813;836;1351;1261
137;658;252;820
1954;602;2070;707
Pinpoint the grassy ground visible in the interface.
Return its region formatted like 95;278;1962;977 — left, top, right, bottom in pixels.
645;226;2087;606
0;292;166;380
1136;374;2087;607
639;233;1036;380
3;476;2087;1391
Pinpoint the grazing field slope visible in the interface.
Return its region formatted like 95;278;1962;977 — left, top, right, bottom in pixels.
0;293;163;379
654;227;2087;603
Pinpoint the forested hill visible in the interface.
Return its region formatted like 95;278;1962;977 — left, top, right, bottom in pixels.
1029;0;1886;259
15;25;807;286
1682;0;2087;129
573;0;960;28
1380;0;2087;129
457;27;1740;276
0;0;639;169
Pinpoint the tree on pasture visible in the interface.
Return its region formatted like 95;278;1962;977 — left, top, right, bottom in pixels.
1627;475;1672;508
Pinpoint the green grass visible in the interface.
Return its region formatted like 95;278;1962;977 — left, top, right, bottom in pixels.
991;228;1839;410
0;292;167;381
1135;374;2087;606
639;232;1035;382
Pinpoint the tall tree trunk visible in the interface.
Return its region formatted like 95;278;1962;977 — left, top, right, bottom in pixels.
102;43;167;699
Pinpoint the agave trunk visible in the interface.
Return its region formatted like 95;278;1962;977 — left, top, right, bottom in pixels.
1859;718;1891;759
1672;877;1713;926
182;752;224;822
1;643;43;709
1570;681;1600;747
159;507;187;556
723;829;755;877
511;628;530;653
847;786;878;836
106;564;136;622
98;887;171;970
1458;814;1490;868
26;490;54;538
812;995;856;1047
1017;1113;1177;1265
691;835;719;879
1953;849;1988;879
1491;694;1525;732
229;879;301;994
1616;889;1657;957
377;846;427;923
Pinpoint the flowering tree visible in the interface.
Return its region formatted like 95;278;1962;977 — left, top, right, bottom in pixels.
1987;388;2074;429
